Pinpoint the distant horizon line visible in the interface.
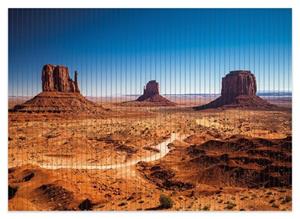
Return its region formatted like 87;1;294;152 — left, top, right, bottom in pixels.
8;91;292;98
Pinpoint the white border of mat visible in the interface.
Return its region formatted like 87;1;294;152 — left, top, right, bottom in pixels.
0;1;298;219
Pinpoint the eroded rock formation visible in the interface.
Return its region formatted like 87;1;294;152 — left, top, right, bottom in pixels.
195;70;273;110
135;80;175;106
137;80;160;101
221;70;257;102
42;64;80;93
11;64;105;114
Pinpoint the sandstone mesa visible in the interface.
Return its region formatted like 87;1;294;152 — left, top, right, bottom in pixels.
195;70;274;110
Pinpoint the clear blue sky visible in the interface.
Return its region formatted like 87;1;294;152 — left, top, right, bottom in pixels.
9;9;291;96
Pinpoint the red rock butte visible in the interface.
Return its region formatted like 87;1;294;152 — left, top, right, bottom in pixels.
11;64;103;114
135;80;175;106
42;64;80;93
195;70;274;110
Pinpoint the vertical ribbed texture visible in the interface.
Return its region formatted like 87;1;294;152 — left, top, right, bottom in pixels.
8;9;292;211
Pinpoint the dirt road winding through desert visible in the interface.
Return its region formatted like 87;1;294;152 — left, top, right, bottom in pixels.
35;133;185;170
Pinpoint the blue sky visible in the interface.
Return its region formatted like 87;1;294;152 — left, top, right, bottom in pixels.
9;9;291;96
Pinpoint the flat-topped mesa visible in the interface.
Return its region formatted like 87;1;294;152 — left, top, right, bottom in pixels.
42;64;80;93
195;70;273;110
221;70;257;103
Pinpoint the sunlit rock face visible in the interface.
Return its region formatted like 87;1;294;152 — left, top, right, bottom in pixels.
221;70;257;103
42;64;80;93
137;80;160;101
195;70;273;110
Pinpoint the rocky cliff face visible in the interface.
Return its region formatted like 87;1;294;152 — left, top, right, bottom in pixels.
42;64;80;93
137;80;160;101
221;71;257;103
195;70;273;110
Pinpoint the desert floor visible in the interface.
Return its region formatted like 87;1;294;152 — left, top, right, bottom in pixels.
8;97;292;211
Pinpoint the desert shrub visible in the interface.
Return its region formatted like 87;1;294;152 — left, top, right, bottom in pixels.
78;199;93;210
159;194;173;209
118;201;127;207
8;185;18;200
224;201;236;210
269;199;275;204
281;195;292;204
202;205;210;211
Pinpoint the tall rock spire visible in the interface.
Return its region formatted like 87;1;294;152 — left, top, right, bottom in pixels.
74;70;80;93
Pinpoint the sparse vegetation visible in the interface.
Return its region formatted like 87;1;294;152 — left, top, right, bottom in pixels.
281;195;292;204
118;202;127;207
202;205;210;211
19;136;26;140
159;194;173;209
8;94;292;211
78;199;93;210
269;199;275;204
224;201;236;210
8;185;18;200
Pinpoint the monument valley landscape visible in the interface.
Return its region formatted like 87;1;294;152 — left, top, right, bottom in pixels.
8;9;292;211
8;66;292;211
